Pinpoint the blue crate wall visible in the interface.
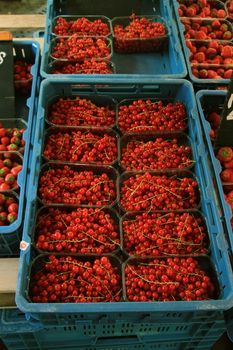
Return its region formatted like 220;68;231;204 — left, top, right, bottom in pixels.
0;41;40;256
15;80;233;332
40;0;187;80
0;308;226;350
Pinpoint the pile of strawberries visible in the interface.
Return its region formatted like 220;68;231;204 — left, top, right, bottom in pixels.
14;60;32;93
177;0;233;80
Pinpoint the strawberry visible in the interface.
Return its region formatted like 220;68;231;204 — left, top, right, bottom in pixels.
208;112;221;129
207;70;218;79
217;9;226;18
194;52;205;63
224;69;233;79
208;41;219;50
186;6;197;17
223;31;233;40
222;46;233;58
206;47;217;59
220;23;228;32
224;159;233;169
223;58;233;65
209;129;216;140
212;20;221;29
199;69;208;78
217;147;233;162
195;31;207;40
221;169;233;183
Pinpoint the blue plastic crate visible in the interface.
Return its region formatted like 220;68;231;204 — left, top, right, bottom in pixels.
0;308;226;350
195;90;233;253
195;90;233;343
172;0;231;86
15;80;233;330
40;0;187;80
0;41;40;256
0;333;225;350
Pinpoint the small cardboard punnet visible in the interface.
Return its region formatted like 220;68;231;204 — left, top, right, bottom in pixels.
0;31;15;118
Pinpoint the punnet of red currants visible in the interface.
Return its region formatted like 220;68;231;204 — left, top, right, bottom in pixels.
118;99;187;134
53;16;111;37
51;36;112;62
35;207;120;254
43;128;118;165
120;135;193;171
113;14;168;53
38;165;116;206
125;257;216;302
29;255;122;303
122;212;208;257
47;97;116;127
120;172;199;211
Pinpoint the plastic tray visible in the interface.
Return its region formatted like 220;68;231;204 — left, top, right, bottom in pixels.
172;0;232;85
41;0;187;80
16;80;233;325
0;41;40;256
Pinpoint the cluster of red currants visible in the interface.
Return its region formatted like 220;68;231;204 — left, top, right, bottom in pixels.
38;165;116;206
47;97;115;127
123;212;208;257
43;129;117;165
30;255;122;303
121;137;192;171
35;207;120;254
113;14;167;53
118;99;187;133
120;172;199;211
54;17;110;36
52;36;111;61
125;257;215;302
